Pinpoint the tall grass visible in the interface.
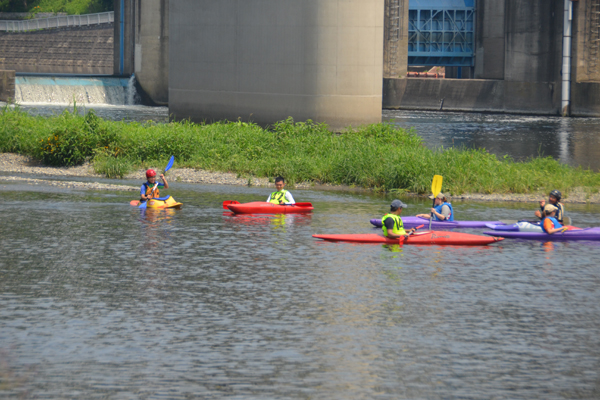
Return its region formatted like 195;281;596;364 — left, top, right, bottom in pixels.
1;105;599;196
0;0;112;14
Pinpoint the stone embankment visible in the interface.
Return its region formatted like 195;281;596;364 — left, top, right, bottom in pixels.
0;24;113;74
1;153;599;203
0;153;299;191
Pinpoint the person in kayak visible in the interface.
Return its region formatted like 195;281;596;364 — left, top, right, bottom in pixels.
382;200;417;239
535;189;565;223
415;192;454;221
140;169;169;202
267;177;295;205
541;204;565;234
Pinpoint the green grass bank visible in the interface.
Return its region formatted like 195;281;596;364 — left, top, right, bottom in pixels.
0;0;112;15
1;106;599;198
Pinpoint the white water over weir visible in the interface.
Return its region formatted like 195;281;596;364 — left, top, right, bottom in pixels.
15;75;139;105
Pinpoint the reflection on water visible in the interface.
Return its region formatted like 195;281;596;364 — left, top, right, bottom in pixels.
1;183;599;398
384;110;600;171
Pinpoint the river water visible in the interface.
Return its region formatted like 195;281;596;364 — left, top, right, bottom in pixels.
1;180;600;399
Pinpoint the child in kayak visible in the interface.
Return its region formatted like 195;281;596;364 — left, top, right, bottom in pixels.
541;204;565;234
267;177;295;205
140;169;169;202
382;200;416;239
535;189;565;223
416;192;454;221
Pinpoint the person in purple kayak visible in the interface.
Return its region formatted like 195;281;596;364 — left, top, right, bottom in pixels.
535;189;565;224
416;192;454;221
541;204;565;234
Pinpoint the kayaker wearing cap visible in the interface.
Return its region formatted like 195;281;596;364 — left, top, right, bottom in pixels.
382;200;416;239
535;189;565;223
267;176;296;205
541;204;565;234
416;192;454;221
140;169;169;202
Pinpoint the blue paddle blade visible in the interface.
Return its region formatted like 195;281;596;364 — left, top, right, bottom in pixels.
139;200;147;209
165;155;175;172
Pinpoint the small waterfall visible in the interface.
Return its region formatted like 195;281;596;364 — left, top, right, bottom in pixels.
126;74;140;105
14;76;136;105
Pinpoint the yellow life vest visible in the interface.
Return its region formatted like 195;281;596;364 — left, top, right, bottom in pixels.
269;190;288;204
382;213;406;237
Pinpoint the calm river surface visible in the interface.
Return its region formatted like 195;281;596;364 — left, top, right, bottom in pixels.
1;181;600;399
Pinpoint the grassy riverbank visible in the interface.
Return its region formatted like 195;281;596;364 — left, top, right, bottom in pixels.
1;106;599;198
0;0;112;14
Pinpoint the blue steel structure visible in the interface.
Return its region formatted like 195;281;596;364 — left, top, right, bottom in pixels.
408;0;475;67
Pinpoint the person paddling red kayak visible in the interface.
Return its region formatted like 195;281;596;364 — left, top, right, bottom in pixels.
382;199;417;239
266;176;295;205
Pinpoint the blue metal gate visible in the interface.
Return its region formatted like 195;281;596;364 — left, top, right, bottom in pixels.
408;0;475;66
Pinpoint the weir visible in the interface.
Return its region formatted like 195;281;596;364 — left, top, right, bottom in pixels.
14;75;139;105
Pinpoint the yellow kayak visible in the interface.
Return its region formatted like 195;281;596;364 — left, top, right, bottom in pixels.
130;195;182;209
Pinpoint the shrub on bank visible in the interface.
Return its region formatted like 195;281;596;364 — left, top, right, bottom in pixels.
1;105;599;196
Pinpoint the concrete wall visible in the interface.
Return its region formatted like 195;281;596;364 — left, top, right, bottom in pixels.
383;78;557;114
0;70;15;102
134;0;169;105
573;0;600;83
385;0;592;116
475;0;505;79
383;0;409;78
169;0;384;131
504;0;562;83
0;25;113;75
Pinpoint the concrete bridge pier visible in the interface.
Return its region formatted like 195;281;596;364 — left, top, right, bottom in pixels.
168;0;385;131
114;0;169;105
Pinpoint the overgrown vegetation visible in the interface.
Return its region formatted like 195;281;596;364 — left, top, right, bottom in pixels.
1;104;600;197
0;0;112;15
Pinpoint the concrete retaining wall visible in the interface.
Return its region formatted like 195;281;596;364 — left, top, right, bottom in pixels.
383;78;559;114
134;0;169;105
0;70;15;102
169;0;384;131
571;82;600;116
0;24;113;75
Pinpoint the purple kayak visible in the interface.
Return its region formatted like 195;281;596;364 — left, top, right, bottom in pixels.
370;217;504;229
482;227;600;241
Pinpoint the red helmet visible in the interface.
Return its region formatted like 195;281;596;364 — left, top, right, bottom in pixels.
146;169;157;178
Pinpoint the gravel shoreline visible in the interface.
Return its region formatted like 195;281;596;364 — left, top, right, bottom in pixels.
1;153;599;203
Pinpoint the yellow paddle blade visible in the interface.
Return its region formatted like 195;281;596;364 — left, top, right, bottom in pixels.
431;175;443;196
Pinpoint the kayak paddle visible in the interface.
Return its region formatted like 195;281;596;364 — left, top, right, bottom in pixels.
399;224;425;244
222;200;241;209
429;175;443;230
140;155;175;209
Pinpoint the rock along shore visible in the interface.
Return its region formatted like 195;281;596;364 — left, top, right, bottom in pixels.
1;153;599;203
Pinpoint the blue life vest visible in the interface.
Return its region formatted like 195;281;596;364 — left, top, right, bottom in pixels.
541;216;562;233
433;202;454;221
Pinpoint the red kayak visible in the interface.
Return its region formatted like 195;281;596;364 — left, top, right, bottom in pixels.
224;200;313;214
313;231;503;246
